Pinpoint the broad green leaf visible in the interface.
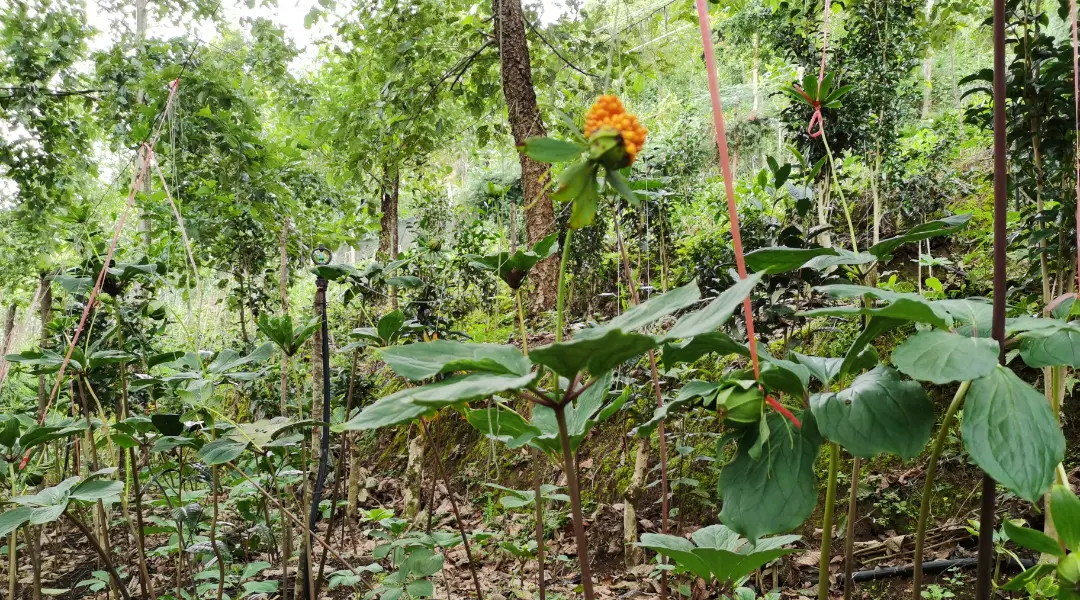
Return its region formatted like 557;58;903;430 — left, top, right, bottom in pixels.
407;372;539;406
386;275;422;289
0;508;34;538
241;561;273;580
744;247;838;274
638;534;711;580
962;366;1065;502
529;329;657;378
661;275;761;341
333;390;433;431
406;580;434;598
840;317;903;378
1001;564;1056;592
801;249;877;271
518;137;586;163
150;414;184;436
802;285;952;329
810;366;932;459
532;281;700;377
70;480;123;502
719;411;822;540
892;330;999;384
465;405;541;450
468;232;560;290
207;343;273;374
379;340;532;380
1002;519;1063;557
151;435;198;453
1052;485;1080;553
606;170;639;205
13;477;79;507
757;351;810;398
0;418;20;449
790;353;843;386
934;299;994;338
29;504;66;526
402;548;443;578
1019;325;1080;368
661;331;748;369
568;169;601;229
868;214;972;260
197;438;248;465
242;580;279;595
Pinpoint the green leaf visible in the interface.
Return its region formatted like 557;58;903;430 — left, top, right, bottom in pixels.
529;329;657;378
532;281;701;377
744;247;838;274
242;580;279;596
606;170;639;206
69;480;123;502
19;422;88;450
1019;325;1080;368
1001;564;1056;591
810;366;932;460
151;414;184;436
518;137;586;163
376;311;405;343
0;508;34;538
802;285;953;329
531;370;616;452
333;391;433;431
568;175;601;229
661;275;762;341
801;249;877;271
934;299;994;338
790;353;843;386
892;330;999;384
0;417;20;449
1003;519;1064;557
406;580;435;598
241;561;273;580
868;214;972;260
207;343;273;374
552;161;598;205
640;525;800;585
661;331;749;369
1051;485;1080;553
197;438;248;465
468;232;560;290
757;351;810;398
386;275;423;289
465;405;541;450
719;411;822;540
638;534;711;580
839;317;903;378
379;340;532;380
402;548;443;577
962;366;1065;502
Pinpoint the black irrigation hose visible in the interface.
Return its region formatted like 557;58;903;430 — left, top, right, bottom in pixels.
847;557;1038;584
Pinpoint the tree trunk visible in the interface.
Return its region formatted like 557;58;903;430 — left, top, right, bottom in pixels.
622;437;649;568
37;275;51;417
378;164;400;261
493;0;558;311
751;32;761;114
921;50;934;119
136;0;152;248
403;430;425;520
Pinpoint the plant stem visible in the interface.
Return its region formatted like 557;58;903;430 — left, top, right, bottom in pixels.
913;380;971;600
419;419;484;600
843;457;861;600
66;510;132;600
210;465;225;600
820;132;859;254
266;455;291;600
130;448;156;600
820;442;840;600
517;288;529;355
533;447;546;600
556;228;574;345
554;401;595;600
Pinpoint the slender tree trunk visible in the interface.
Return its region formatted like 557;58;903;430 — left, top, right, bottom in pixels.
921;50;934;119
493;0;558;311
135;0;152;248
752;32;761;114
622;438;649;567
37;275;51;417
378;164;400;261
817;172;833;248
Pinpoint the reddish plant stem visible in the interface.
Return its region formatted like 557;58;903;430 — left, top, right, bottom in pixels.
553;399;595;600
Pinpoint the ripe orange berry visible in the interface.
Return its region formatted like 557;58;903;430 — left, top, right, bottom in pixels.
584;94;648;164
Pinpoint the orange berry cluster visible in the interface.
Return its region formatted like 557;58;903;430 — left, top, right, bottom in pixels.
584;94;648;163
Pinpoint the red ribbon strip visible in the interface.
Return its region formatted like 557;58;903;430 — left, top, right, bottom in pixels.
695;0;801;428
20;79;183;470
